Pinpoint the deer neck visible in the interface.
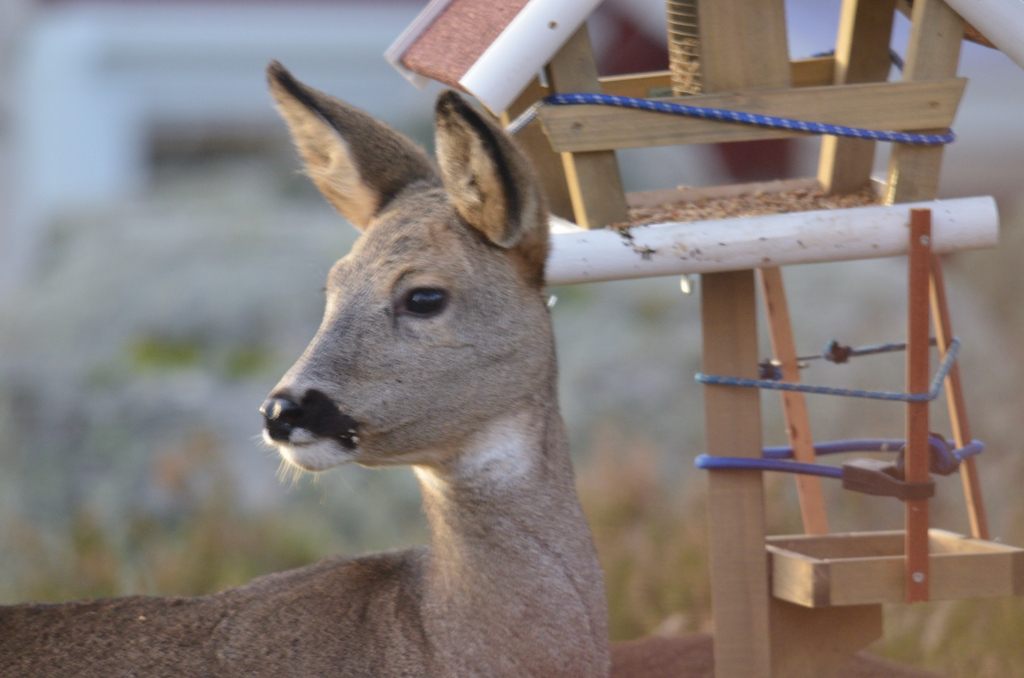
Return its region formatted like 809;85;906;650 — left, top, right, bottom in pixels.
413;399;609;676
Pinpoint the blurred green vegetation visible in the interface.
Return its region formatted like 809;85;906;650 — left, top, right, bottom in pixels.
129;333;275;380
1;433;332;602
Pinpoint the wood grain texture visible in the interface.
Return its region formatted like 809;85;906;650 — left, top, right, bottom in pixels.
791;57;835;88
695;3;790;674
884;0;965;204
696;0;790;93
905;208;932;603
501;56;835;114
769;530;1024;607
701;270;771;678
769;599;882;678
598;71;673;97
818;0;897;194
928;254;989;539
538;78;965;152
758;267;829;535
544;25;628;229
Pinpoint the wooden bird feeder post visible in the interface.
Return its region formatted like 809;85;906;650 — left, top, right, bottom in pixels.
387;0;1024;675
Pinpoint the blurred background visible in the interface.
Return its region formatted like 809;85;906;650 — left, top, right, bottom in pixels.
0;0;1022;674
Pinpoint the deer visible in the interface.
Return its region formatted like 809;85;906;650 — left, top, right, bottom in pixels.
0;61;607;678
0;63;942;678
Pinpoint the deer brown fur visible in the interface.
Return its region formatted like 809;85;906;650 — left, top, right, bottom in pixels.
0;63;607;678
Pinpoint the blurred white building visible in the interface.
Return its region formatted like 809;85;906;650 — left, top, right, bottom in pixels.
1;1;445;288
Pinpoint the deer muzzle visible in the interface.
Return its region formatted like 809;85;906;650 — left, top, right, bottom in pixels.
260;389;361;449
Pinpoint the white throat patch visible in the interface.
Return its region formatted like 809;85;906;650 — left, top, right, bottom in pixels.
415;411;539;492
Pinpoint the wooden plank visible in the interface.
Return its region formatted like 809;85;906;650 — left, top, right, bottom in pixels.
697;3;787;675
829;555;906;605
767;531;905;560
701;270;771;678
928;254;990;539
766;545;824;608
599;71;673;97
927;528;1019;554
697;0;791;93
791;57;835;88
770;529;1024;607
818;0;896;194
931;551;1024;599
906;208;932;603
884;0;965;204
769;599;882;678
500;78;575;220
504;56;834;105
625;177;821;208
544;25;628;229
758;267;829;535
538;78;966;152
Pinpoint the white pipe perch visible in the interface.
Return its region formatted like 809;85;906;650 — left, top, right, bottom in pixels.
545;197;998;286
945;0;1024;72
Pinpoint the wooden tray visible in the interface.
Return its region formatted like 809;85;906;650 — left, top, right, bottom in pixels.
767;529;1024;608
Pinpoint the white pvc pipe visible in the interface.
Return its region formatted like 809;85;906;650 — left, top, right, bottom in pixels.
945;0;1024;72
545;197;998;286
459;0;603;114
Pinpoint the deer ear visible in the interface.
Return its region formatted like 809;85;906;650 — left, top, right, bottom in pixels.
434;91;548;284
267;61;438;230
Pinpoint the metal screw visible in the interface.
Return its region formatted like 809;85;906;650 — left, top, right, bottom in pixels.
912;571;926;583
919;235;930;246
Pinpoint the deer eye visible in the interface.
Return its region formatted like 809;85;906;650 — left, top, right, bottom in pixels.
400;288;448;317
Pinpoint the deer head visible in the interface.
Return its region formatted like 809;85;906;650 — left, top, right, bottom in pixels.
260;62;553;474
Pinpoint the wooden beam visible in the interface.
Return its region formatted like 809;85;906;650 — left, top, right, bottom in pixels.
538;78;966;152
593;56;835;97
598;71;673;98
696;2;787;676
818;0;896;194
701;270;771;678
544;25;629;229
697;0;791;93
770;600;882;678
884;0;965;204
905;208;932;603
758;268;829;535
791;57;835;88
929;254;990;539
500;78;575;220
519;57;835;104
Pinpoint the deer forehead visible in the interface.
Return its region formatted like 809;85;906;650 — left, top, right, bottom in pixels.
331;202;518;296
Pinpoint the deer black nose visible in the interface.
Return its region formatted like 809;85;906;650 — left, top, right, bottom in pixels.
260;390;362;449
261;396;302;441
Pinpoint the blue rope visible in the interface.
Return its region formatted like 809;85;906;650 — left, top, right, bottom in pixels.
696;436;984;478
505;92;954;145
762;436;985;475
696;338;961;402
695;454;843;478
